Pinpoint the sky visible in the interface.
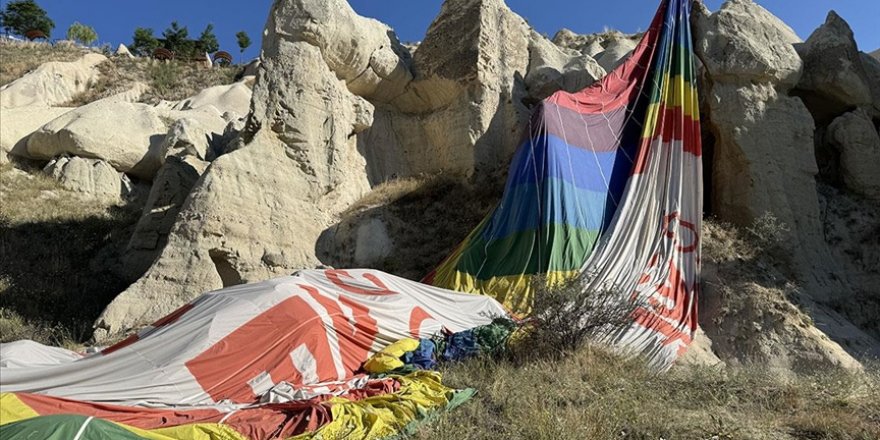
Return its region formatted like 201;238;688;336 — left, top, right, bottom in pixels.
2;0;878;61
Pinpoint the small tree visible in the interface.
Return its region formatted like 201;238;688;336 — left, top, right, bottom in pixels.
235;30;251;56
66;21;97;46
198;23;219;54
162;21;192;57
131;27;159;57
0;0;54;38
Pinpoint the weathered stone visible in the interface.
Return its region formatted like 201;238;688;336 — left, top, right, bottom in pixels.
42;156;132;202
123;155;209;277
172;82;252;117
826;109;880;199
26;100;168;180
796;11;872;116
0;53;106;109
595;37;638;72
694;0;802;90
95;6;376;338
115;43;134;59
0;106;73;160
525;31;605;102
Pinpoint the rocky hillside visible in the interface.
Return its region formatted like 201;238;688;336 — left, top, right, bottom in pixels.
1;0;879;376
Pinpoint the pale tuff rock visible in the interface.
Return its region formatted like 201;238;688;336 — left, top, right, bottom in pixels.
123;155;209;278
595;37;638;73
26;100;168;180
171;82;253;117
42;156;135;202
694;0;874;368
0;106;73;160
0;53;106;109
826;109;880;199
693;0;802;90
115;43;134;59
795;11;872;115
525;31;606;102
95;1;378;338
268;0;413;102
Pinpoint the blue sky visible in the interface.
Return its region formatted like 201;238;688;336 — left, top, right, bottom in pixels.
2;0;878;61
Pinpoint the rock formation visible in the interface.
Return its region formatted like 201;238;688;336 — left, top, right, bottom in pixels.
95;0;607;339
0;53;106;109
694;0;880;368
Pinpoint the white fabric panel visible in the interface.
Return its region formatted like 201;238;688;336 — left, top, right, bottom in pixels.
0;269;506;407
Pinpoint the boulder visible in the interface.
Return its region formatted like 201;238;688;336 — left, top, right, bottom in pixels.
267;0;413;102
795;11;872;117
595;37;638;72
42;156;134;202
123;155;209;277
0;106;73;160
693;0;802;90
859;52;880;118
366;0;592;180
160;117;218;161
826;109;880;199
115;43;134;59
171;82;252;116
524;31;605;102
707;83;827;279
26;100;168;180
0;53;106;109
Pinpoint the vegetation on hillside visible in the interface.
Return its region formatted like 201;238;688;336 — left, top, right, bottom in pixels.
0;40;87;86
0;0;54;38
414;347;880;440
0;164;141;347
0;40;240;104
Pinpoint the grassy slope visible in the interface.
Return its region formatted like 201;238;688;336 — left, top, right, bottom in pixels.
414;349;879;440
0;40;240;105
0;164;140;347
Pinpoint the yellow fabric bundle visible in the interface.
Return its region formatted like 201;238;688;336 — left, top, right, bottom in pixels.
362;338;420;374
290;371;459;440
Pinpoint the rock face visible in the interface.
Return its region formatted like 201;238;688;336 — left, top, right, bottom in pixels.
695;0;802;88
362;0;604;181
524;31;605;102
43;157;135;202
0;106;73;160
96;0;607;339
595;37;638;72
26;101;168;180
94;0;384;338
693;0;875;368
795;12;872;119
826;109;880;199
123;155;209;277
171;82;252;117
0;53;106;109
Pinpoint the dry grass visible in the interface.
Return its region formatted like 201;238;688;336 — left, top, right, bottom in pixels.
0;164;141;345
65;57;240;106
414;347;880;440
1;40;240;106
0;40;91;86
323;174;502;280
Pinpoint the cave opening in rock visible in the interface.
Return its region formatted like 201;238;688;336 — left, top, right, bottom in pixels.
209;249;243;288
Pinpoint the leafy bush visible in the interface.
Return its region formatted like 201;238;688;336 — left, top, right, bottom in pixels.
510;276;638;361
131;27;159;57
66;22;97;46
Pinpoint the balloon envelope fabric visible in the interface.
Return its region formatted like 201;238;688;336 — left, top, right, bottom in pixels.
426;0;702;370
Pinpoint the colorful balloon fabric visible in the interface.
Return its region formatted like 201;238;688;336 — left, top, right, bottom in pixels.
426;0;701;370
